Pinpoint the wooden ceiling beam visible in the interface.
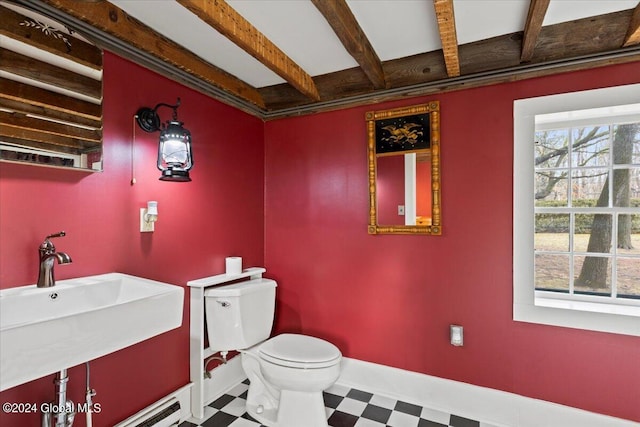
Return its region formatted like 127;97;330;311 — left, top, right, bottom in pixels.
521;0;550;62
433;0;460;77
177;0;321;101
38;0;266;108
260;9;638;115
622;2;640;47
310;0;386;89
530;9;633;61
31;0;640;117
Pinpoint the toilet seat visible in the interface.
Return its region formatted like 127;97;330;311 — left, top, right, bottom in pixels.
259;334;341;369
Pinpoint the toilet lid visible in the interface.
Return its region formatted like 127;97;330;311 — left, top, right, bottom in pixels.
259;334;341;369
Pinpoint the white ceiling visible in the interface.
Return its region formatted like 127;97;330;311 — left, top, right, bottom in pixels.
108;0;638;89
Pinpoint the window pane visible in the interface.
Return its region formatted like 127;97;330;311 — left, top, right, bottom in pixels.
617;257;640;298
632;167;640;199
612;168;640;207
633;128;640;165
535;129;569;168
612;123;640;165
571;169;608;205
574;214;612;253
574;255;611;296
618;214;640;255
535;214;569;251
571;126;609;168
535;170;568;206
535;253;569;292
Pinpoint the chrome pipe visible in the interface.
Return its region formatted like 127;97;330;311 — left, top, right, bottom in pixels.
41;370;76;427
54;369;68;427
41;411;51;427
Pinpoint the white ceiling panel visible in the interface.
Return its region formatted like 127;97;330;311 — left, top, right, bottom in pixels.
543;0;638;26
453;0;529;45
228;0;358;77
110;0;285;87
347;0;442;61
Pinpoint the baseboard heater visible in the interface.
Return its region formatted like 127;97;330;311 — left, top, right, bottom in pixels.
115;397;181;427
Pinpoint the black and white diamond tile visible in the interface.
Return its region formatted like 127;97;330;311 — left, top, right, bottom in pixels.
180;380;500;427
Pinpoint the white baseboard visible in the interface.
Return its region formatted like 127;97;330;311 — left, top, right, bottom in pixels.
337;357;637;427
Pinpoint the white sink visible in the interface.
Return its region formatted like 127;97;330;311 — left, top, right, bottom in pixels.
0;273;183;391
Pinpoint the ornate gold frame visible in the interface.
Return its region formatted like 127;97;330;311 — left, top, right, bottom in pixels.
366;101;441;235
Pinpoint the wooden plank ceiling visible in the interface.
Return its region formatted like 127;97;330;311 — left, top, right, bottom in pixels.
13;0;640;119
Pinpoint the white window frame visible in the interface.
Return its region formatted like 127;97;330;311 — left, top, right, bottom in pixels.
513;83;640;336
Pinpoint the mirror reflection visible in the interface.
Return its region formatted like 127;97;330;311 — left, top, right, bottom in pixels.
0;1;103;171
367;102;441;235
376;152;432;225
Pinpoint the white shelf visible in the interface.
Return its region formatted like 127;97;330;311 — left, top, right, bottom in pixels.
187;267;266;288
189;266;266;419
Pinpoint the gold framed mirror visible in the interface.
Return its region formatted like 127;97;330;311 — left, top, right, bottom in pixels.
366;101;441;235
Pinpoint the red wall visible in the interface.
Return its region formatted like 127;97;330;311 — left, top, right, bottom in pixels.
264;62;640;422
0;52;265;426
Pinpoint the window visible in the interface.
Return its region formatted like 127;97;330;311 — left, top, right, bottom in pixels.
514;84;640;336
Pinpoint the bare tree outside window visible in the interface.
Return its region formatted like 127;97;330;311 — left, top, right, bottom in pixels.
534;122;640;299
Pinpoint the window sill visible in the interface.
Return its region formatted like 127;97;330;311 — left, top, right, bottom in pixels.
514;296;640;336
536;295;640;317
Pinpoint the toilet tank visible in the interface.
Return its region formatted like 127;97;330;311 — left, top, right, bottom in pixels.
204;278;277;353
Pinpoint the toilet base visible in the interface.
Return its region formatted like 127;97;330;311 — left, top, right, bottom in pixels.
246;389;328;427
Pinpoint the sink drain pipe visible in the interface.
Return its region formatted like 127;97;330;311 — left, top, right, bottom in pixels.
41;369;75;427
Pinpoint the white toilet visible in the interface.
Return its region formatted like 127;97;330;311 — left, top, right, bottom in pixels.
204;278;342;427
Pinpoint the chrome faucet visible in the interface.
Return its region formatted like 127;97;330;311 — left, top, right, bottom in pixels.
37;232;72;288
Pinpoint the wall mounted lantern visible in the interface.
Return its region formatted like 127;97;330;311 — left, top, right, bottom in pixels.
135;98;193;182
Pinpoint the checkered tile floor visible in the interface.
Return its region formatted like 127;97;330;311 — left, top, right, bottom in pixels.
180;380;499;427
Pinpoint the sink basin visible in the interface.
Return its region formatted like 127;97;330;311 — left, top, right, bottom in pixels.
0;273;183;391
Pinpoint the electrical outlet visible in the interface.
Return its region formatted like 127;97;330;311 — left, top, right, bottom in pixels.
398;205;405;215
450;325;464;346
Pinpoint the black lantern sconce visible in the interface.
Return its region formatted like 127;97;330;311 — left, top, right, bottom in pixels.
135;98;193;182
